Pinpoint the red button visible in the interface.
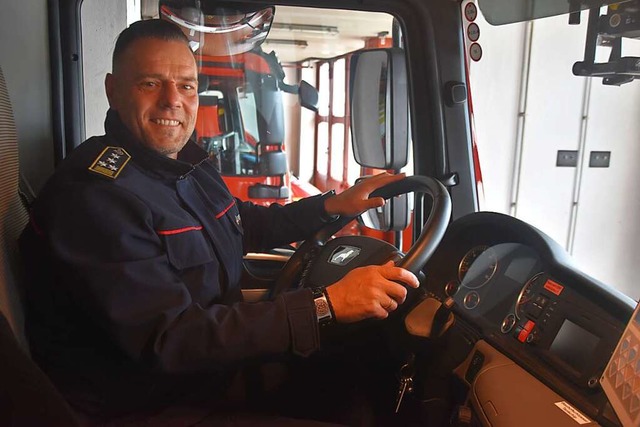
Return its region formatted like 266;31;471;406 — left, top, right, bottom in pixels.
518;328;530;343
524;320;536;332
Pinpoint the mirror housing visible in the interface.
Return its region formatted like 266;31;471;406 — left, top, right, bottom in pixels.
357;177;410;232
245;70;285;145
299;80;319;112
349;48;408;170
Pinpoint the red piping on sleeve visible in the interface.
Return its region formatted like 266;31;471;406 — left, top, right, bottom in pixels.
156;226;203;236
215;200;235;219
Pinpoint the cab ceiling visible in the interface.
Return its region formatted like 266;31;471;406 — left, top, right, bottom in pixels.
141;0;393;62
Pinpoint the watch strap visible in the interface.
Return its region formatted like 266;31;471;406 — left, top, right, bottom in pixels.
319;190;340;223
311;287;335;326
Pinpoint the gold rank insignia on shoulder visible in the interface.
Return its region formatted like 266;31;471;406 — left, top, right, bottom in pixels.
88;146;131;179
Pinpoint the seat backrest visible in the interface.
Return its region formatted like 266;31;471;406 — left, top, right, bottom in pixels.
0;65;80;426
0;65;30;349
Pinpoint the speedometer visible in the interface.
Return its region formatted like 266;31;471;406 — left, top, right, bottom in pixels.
515;272;545;319
458;245;498;289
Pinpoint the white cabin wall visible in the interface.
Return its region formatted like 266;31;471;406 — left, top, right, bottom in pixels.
82;1;135;139
515;15;588;245
0;0;53;192
282;65;301;177
571;39;640;299
298;64;317;183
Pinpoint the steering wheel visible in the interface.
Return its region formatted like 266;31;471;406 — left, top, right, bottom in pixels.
270;176;452;297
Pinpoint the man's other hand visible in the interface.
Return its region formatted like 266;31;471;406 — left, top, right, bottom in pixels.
323;172;405;217
325;261;420;323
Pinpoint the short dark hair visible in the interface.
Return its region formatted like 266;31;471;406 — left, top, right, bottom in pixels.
112;19;191;72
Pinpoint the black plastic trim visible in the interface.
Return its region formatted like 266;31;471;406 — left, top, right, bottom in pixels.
247;184;290;199
48;0;85;164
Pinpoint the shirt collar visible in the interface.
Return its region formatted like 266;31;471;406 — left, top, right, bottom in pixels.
104;109;208;178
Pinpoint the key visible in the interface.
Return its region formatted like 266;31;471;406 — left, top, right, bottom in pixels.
394;359;415;413
394;376;413;413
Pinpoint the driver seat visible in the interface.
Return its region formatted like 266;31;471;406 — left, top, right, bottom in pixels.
0;64;79;426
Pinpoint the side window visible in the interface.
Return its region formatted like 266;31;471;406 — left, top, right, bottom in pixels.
81;1;141;139
80;2;412;243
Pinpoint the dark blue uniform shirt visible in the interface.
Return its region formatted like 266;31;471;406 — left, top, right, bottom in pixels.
22;110;328;417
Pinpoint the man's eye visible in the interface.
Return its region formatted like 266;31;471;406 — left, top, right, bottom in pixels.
141;81;157;88
183;84;195;90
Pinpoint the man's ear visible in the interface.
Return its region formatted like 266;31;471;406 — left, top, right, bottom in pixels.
105;73;116;109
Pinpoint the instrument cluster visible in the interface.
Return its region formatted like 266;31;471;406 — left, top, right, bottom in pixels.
443;243;545;332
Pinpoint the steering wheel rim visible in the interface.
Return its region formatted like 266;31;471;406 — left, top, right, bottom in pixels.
270;176;452;298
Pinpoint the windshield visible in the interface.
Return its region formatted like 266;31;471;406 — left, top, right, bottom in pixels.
81;1;398;209
468;5;640;299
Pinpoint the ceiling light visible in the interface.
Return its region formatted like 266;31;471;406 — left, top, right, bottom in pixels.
265;39;309;47
272;23;339;36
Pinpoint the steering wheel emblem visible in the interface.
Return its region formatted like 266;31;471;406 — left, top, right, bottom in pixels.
329;246;361;266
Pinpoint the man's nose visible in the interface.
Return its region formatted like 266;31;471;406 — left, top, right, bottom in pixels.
160;83;181;108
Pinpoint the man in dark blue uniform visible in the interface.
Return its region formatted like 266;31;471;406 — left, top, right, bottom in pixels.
21;19;419;425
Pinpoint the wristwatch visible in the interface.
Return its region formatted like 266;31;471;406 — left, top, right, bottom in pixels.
319;190;340;223
311;287;335;326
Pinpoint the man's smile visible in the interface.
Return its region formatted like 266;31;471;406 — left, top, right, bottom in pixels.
151;118;181;126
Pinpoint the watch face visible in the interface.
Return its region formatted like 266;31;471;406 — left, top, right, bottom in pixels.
315;298;330;318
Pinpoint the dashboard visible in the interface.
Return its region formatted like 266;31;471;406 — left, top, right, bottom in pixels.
255;210;638;425
422;212;636;426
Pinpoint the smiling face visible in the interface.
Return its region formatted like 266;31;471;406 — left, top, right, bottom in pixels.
105;37;199;158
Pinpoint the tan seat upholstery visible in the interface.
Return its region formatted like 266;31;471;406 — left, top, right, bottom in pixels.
0;65;30;348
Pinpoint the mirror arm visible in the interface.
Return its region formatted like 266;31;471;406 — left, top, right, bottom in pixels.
568;0;582;25
279;81;299;94
440;172;459;187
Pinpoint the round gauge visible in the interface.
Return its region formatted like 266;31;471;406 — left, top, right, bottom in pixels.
501;313;516;334
458;245;498;289
444;280;460;297
515;272;545;319
463;291;481;310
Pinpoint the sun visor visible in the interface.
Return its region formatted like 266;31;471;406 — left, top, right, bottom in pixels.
159;1;274;55
478;0;632;25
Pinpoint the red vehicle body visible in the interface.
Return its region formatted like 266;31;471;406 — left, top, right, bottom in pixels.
194;49;319;206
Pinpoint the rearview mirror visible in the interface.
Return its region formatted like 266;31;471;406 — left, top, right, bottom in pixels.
349;48;408;170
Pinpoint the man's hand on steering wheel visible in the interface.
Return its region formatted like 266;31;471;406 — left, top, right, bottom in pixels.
325;261;420;323
323;172;406;217
270;175;451;305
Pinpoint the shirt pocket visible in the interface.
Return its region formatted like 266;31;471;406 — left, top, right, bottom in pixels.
161;228;214;270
